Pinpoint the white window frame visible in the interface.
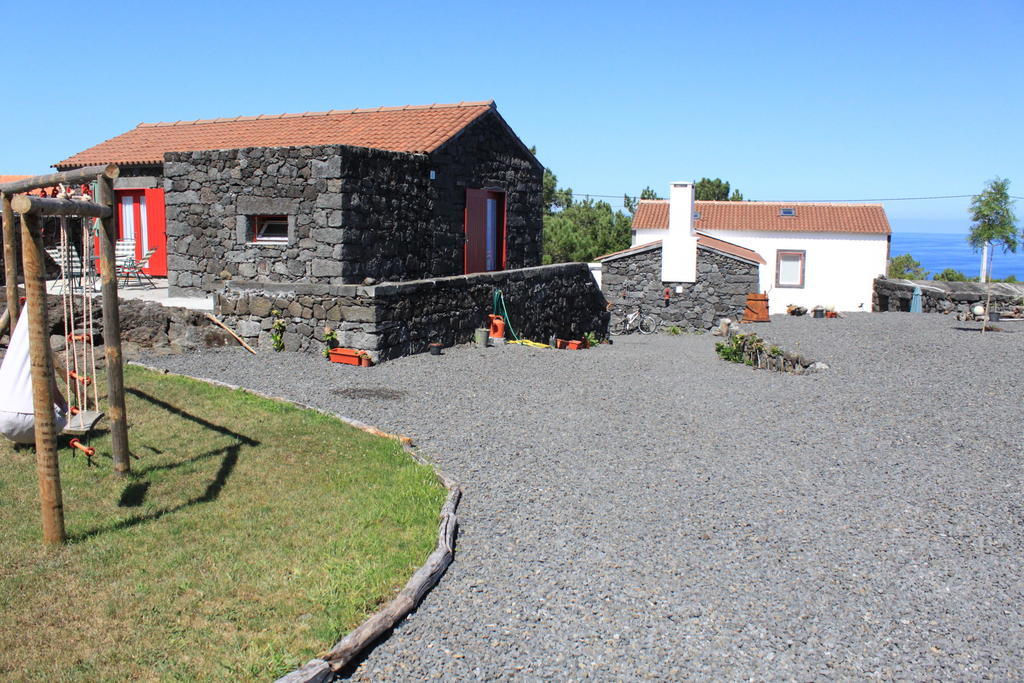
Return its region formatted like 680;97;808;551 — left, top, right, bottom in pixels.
776;249;806;288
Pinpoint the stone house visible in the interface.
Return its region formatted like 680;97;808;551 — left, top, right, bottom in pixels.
631;194;891;312
54;100;543;296
598;184;763;331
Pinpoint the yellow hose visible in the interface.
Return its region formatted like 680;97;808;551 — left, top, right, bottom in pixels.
507;339;550;349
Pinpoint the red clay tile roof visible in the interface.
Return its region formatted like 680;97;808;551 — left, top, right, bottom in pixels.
596;235;765;265
55;101;498;169
596;240;664;261
696;232;766;264
631;199;891;235
631;199;670;229
0;175;31;184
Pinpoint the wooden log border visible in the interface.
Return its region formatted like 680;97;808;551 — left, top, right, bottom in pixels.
126;362;461;683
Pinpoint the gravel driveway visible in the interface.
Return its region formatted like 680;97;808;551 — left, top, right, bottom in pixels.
143;313;1024;679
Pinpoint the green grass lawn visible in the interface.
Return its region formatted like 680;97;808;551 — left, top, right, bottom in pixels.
0;365;446;681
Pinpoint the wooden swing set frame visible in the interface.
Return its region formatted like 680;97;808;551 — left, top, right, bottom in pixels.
1;164;130;545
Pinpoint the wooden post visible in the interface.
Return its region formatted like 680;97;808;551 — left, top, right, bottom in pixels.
96;173;130;474
20;212;66;544
2;192;19;330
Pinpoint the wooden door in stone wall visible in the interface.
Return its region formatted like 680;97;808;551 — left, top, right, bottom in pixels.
464;189;506;274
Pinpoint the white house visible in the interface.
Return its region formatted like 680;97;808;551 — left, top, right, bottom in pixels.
631;191;891;312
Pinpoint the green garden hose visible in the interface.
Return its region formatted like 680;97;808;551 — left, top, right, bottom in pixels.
491;289;521;341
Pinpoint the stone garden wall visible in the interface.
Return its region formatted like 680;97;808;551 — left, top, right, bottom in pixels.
214;263;608;362
873;278;1024;313
0;286;231;357
601;245;759;331
163;111;543;296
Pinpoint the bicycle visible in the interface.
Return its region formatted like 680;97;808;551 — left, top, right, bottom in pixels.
609;305;659;335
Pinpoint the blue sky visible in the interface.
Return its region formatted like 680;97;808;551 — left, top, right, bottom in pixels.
3;0;1022;236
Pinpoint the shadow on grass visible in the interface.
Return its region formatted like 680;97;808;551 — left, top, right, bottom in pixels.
126;388;259;446
70;443;241;543
68;388;259;543
118;481;150;507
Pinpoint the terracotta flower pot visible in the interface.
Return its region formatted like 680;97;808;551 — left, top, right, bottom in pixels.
329;347;371;366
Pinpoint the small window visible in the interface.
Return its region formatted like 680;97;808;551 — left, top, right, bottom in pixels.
776;250;805;288
779;207;796;216
252;215;288;242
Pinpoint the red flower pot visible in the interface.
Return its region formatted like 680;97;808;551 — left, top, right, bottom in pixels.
329;348;372;366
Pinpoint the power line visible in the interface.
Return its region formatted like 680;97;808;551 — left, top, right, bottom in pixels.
571;192;1024;203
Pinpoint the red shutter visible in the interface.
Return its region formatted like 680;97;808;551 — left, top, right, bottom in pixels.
464;189;489;274
143;188;167;276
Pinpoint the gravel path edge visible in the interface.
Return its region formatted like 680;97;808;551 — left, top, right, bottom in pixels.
125;362;463;683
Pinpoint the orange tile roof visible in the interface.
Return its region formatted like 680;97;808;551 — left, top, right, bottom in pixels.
696;232;766;264
0;175;31;184
55;101;498;169
596;240;663;261
632;199;891;235
631;199;669;229
596;235;765;265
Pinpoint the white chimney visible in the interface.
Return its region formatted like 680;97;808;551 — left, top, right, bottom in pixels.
661;181;697;282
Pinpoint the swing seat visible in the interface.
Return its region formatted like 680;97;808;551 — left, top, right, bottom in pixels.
62;410;104;435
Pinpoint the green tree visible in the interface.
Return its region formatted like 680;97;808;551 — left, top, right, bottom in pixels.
542;168;573;215
624;186;660;215
888;253;929;279
933;268;972;282
543;198;632;264
695;177;744;201
968;177;1019;280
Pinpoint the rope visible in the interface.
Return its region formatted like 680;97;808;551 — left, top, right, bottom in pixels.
59;219;83;411
59;223;72;403
83;221;99;408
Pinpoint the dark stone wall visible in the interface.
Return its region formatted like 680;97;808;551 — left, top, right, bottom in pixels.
163;110;543;296
601;245;759;331
873;277;1024;312
163;144;434;294
214;263;608;362
428;111;543;271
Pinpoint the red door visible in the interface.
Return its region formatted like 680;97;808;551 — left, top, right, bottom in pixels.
464;189;506;274
114;189;167;276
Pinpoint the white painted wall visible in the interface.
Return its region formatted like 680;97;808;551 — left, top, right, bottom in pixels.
661;182;697;282
698;229;889;312
631;228;664;247
588;262;602;289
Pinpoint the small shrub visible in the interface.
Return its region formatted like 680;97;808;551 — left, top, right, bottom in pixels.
322;327;339;358
665;325;682;336
714;335;746;363
584;331;601;348
270;309;286;352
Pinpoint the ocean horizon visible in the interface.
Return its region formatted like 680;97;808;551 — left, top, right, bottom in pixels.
890;232;1023;280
